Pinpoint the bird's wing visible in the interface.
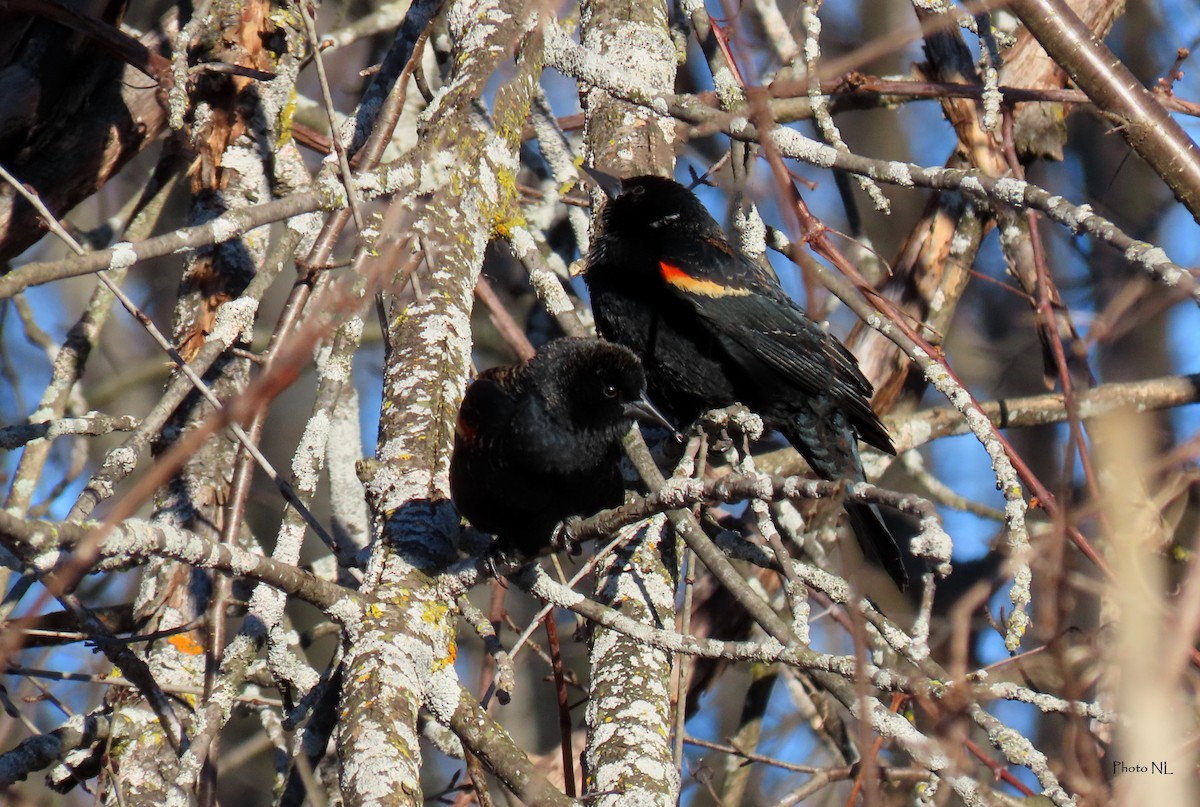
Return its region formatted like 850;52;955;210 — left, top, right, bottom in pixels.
456;368;518;447
656;238;893;453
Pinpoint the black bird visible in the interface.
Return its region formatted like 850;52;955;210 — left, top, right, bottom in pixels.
584;173;908;588
450;337;672;558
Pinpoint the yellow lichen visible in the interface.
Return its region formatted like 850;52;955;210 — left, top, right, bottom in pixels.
433;639;458;671
276;88;296;148
422;600;450;624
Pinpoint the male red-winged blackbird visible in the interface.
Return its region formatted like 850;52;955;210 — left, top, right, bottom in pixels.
584;173;908;589
450;337;673;559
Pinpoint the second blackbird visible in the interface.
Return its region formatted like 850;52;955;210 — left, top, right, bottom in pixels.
450;337;672;559
584;173;908;588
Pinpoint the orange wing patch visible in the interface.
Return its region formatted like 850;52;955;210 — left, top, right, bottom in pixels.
659;261;751;298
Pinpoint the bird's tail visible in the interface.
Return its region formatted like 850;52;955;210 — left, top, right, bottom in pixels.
845;500;909;590
781;416;910;589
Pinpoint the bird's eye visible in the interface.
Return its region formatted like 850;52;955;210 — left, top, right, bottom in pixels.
602;383;618;399
630;185;645;197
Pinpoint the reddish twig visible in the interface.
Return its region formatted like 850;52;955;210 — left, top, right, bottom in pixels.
543;615;577;797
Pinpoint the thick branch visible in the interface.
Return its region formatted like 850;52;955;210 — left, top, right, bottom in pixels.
1008;0;1200;222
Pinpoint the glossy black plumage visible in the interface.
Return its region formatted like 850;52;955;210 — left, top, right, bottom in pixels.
584;174;907;588
450;338;667;558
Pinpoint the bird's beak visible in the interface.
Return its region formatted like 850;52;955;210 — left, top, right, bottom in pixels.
623;395;679;438
582;164;624;199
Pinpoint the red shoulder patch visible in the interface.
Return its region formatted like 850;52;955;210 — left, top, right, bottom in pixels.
659;261;751;298
455;409;477;442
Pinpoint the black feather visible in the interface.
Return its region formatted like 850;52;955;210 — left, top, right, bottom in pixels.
450;338;661;558
585;175;908;588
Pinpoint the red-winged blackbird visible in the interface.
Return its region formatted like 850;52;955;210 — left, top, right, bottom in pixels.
450;337;673;558
584;173;908;589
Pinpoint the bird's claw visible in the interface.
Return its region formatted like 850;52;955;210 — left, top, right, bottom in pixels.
483;544;522;584
552;520;583;556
